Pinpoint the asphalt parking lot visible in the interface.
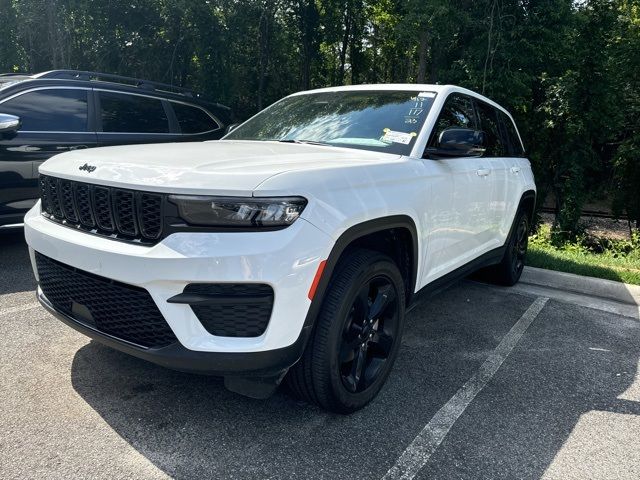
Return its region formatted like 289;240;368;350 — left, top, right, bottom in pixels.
1;231;639;480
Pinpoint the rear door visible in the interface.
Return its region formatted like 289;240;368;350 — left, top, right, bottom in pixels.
474;99;509;244
420;93;496;283
95;90;181;147
0;87;97;222
497;109;527;237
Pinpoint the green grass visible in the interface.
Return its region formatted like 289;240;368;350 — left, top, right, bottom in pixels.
526;225;640;286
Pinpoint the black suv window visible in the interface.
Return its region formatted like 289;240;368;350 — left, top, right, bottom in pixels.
0;88;88;132
428;94;477;148
475;100;506;157
99;91;169;133
498;110;525;157
172;103;219;134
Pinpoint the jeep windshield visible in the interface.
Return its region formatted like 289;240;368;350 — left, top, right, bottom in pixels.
224;90;436;155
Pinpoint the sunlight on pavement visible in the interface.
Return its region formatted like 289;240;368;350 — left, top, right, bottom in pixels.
542;411;640;480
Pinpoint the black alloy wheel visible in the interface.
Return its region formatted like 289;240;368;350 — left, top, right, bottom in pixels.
511;215;529;278
339;277;399;393
484;209;530;286
286;248;406;413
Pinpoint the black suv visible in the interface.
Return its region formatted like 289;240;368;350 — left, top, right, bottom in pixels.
0;70;233;229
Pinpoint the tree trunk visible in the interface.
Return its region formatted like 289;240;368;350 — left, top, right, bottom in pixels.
338;6;351;85
258;7;270;110
417;30;428;83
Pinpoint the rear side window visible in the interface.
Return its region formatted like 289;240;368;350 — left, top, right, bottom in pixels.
172;103;219;134
0;88;88;132
428;94;477;148
99;91;169;133
475;100;506;157
498;111;525;157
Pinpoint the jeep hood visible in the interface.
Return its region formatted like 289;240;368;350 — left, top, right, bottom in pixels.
39;140;402;196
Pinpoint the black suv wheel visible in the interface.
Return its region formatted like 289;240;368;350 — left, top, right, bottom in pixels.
487;210;530;286
287;248;405;413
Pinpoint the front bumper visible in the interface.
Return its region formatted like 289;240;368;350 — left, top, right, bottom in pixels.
25;201;333;359
37;287;312;377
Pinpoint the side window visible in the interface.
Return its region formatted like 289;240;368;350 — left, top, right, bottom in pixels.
172;103;219;134
498;110;525;157
99;91;169;133
475;101;506;157
428;94;477;148
0;89;88;132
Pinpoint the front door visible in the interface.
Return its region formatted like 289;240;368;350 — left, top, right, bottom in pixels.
0;88;97;223
420;93;496;284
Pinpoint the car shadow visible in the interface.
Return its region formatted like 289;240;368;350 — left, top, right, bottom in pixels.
0;230;36;295
69;281;639;479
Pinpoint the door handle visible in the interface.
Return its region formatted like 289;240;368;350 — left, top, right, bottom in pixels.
510;166;521;174
57;145;89;151
476;168;491;177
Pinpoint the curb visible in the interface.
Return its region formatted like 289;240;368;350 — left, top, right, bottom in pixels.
521;266;640;306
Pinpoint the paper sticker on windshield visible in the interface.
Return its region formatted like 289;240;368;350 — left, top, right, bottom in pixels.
418;92;436;98
381;129;416;145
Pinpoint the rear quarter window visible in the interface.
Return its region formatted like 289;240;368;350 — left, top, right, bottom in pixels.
172;103;219;134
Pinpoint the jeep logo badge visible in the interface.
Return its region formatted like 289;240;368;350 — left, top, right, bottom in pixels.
79;163;96;173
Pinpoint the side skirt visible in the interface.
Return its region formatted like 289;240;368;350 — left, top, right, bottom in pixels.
407;246;505;313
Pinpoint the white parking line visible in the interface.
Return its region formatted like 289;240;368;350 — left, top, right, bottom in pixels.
0;302;40;317
382;296;549;480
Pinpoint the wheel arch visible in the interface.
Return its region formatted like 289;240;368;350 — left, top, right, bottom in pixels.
518;189;537;224
302;215;419;331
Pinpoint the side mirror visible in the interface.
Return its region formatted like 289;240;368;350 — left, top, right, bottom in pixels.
424;127;486;159
0;113;21;134
225;123;240;134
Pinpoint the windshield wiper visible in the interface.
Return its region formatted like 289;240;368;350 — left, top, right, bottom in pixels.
278;139;328;146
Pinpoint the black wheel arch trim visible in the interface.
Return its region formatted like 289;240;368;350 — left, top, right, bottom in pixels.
301;215;419;332
504;189;536;247
519;189;537;223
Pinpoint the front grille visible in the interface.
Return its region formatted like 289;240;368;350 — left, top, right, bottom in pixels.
36;252;178;349
184;283;274;337
39;175;163;244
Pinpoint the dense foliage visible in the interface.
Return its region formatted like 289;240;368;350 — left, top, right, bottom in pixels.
1;0;639;237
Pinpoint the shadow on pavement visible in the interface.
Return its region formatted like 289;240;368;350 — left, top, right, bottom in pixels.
417;297;640;480
0;230;36;295
69;281;640;479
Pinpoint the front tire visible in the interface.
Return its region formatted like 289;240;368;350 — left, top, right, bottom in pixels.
287;249;406;413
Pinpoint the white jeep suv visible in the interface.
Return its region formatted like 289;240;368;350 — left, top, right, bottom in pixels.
24;85;535;413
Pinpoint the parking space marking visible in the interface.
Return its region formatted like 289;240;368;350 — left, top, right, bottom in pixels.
382;296;549;480
0;302;40;317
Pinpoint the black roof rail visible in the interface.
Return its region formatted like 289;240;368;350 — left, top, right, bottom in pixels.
35;70;197;97
0;72;31;77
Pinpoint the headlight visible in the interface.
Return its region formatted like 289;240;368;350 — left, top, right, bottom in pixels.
168;195;307;228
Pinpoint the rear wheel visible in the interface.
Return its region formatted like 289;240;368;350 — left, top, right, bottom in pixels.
287;248;405;413
487;210;529;286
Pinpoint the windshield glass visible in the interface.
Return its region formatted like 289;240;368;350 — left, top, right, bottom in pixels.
224;90;436;155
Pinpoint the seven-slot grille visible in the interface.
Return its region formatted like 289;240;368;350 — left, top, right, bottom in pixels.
39;175;163;243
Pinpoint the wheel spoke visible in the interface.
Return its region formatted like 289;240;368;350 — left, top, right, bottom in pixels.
350;347;367;392
364;357;385;386
338;274;401;394
368;284;394;320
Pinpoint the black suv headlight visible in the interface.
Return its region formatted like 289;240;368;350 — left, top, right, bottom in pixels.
168;195;307;228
